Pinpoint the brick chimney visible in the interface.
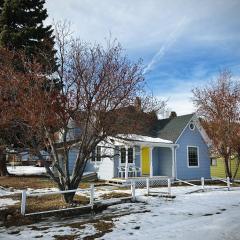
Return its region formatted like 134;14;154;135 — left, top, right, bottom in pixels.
169;111;177;119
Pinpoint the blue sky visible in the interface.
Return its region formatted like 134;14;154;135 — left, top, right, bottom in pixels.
46;0;240;115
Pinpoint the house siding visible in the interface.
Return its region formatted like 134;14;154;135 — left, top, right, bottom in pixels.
135;146;141;169
211;158;240;179
152;147;172;176
68;148;78;173
152;147;159;176
176;125;210;180
158;148;172;176
67;146;114;180
86;146;114;180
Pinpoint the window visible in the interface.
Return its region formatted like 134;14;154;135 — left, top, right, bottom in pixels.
128;148;133;164
92;146;101;162
120;147;134;164
189;122;195;130
211;158;217;166
188;146;199;167
120;148;126;164
96;146;101;161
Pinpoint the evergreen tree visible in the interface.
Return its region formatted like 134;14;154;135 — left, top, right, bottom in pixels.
0;0;56;73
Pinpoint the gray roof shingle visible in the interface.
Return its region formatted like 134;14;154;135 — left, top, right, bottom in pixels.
152;113;195;142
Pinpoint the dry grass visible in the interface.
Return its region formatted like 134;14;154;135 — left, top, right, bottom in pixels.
0;176;94;190
64;219;114;240
0;176;56;189
0;192;89;217
100;191;131;199
26;194;90;213
93;220;114;232
53;234;80;240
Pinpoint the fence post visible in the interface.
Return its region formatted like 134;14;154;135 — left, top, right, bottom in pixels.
201;177;205;191
21;190;26;216
146;178;150;196
168;178;171;196
90;184;94;208
131;180;136;202
227;177;231;191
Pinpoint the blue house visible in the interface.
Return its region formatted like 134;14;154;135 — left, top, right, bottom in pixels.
68;113;211;181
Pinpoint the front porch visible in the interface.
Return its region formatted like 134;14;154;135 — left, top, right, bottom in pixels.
114;141;178;180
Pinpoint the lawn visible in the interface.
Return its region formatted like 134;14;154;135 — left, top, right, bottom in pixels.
0;185;240;240
0;175;91;190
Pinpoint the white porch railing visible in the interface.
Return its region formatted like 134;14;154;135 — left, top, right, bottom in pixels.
124;176;173;188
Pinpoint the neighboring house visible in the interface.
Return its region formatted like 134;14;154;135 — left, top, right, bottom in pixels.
67;113;212;181
7;150;50;167
210;157;240;180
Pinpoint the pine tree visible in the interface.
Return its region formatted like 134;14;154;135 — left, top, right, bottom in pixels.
0;0;56;73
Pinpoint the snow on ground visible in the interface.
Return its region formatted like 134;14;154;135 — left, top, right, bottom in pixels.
7;166;47;176
7;166;95;177
0;185;240;239
101;186;240;240
0;198;19;209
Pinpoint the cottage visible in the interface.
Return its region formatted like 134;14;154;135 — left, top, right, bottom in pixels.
67;113;211;182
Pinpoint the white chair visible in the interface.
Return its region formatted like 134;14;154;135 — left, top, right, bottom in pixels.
118;166;125;178
128;165;135;177
134;166;141;177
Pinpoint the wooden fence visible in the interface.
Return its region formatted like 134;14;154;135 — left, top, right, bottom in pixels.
20;177;232;216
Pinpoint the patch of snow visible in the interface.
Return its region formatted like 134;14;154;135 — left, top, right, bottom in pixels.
7;166;94;177
7;166;47;176
0;198;19;209
100;186;240;240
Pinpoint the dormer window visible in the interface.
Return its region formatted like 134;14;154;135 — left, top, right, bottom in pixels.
189;122;195;131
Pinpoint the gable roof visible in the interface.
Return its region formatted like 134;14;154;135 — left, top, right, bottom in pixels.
152;113;194;142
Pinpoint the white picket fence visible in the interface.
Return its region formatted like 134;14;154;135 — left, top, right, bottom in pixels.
21;184;96;216
20;177;233;216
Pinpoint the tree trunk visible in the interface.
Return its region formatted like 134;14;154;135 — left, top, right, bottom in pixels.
224;157;232;179
61;180;82;204
233;156;240;180
63;192;76;204
0;149;9;176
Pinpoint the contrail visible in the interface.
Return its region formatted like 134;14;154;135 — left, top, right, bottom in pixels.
143;17;188;74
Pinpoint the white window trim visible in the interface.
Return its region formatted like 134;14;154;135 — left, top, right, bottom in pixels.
187;145;199;168
189;122;195;131
119;146;135;166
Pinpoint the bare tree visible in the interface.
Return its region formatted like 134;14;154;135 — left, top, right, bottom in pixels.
11;22;163;203
0;48;21;176
193;70;240;179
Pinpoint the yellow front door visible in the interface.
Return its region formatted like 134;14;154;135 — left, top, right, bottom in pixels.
142;147;150;175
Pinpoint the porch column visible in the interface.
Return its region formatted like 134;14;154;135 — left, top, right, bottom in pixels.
172;147;177;178
171;147;175;178
149;146;153;177
125;147;128;179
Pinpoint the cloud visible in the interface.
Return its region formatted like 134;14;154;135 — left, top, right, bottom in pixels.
45;0;240;115
143;17;188;74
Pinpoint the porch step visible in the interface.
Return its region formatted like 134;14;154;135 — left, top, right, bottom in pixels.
107;179;128;186
82;172;98;182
